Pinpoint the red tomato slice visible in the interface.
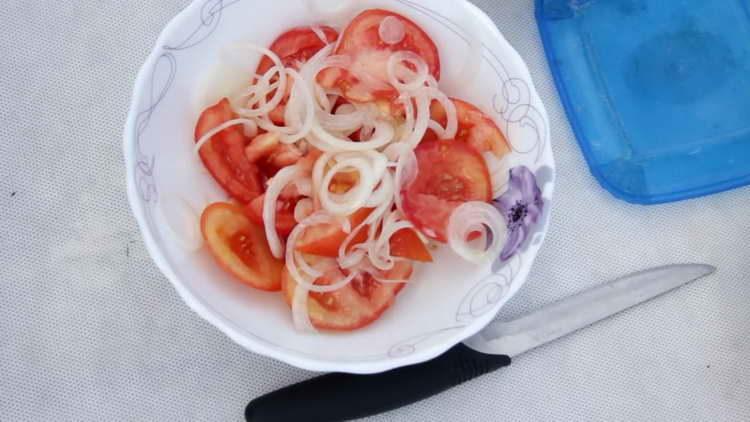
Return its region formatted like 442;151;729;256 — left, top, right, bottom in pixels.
256;26;339;75
402;140;492;242
201;202;284;291
296;147;323;173
195;98;263;203
245;194;298;238
389;228;433;262
318;9;440;104
295;208;373;257
281;261;413;331
425;98;511;158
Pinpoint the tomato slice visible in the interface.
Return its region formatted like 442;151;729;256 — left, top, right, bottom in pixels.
402;140;492;242
319;9;441;104
201;202;284;291
425;98;511;158
295;208;373;257
281;261;413;330
256;26;339;75
195;99;263;203
389;228;433;262
245;194;298;238
297;147;323;173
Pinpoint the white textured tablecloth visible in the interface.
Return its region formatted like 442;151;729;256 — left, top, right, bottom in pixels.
1;1;749;421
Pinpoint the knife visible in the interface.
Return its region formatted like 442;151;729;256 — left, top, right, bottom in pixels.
245;263;715;422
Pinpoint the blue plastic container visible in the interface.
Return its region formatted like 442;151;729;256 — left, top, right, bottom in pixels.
536;0;750;204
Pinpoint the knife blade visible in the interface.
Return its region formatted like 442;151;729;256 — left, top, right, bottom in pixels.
464;263;715;356
245;263;715;422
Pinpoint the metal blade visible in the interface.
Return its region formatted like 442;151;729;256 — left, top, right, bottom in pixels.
464;264;715;357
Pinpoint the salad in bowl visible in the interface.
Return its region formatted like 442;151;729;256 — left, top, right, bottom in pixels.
125;0;553;373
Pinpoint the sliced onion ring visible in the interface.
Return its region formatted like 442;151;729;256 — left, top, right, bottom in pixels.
426;87;458;140
394;148;418;214
264;165;301;258
226;44;288;117
402;91;431;148
279;69;316;143
311;119;395;152
194;118;258;156
294;198;314;223
310;25;330;44
447;202;507;263
387;51;429;92
292;284;316;333
319;157;376;216
379;16;405;45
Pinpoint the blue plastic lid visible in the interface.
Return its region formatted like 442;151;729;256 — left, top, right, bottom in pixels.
536;0;750;204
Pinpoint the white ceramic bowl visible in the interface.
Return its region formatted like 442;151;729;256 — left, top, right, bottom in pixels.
124;0;554;374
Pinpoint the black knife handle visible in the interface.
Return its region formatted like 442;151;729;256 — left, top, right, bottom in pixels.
245;344;511;422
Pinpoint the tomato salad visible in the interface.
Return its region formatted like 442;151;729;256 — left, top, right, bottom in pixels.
191;9;532;332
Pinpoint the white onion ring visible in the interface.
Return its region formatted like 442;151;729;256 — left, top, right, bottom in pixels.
231;80;280;110
394;148;418;214
365;171;394;208
317;106;365;132
285;218;317;334
285;213;337;298
337;151;387;179
294;198;314;222
365;208;414;271
300;45;336;108
359;124;375;141
427;120;446;139
306;52;350;110
241;71;281;112
425;87;458;139
340;216;352;234
447;202;507;263
194;118;258;156
302;270;359;294
295;251;325;278
369;218;413;271
227;44;288;117
253;108;295;135
319;157;376;216
379;16;405;45
338;196;394;268
338;248;367;270
426;74;440;89
293;178;314;197
387;51;429;92
292;284;315;332
242;121;259;138
399;95;416;142
310;25;330;44
401;92;431;148
264;165;301;258
311;151;331;200
280;69;316;143
323;151;388;207
311;119;395;152
285;213;363;294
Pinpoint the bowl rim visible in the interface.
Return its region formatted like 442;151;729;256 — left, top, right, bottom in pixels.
124;0;554;374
